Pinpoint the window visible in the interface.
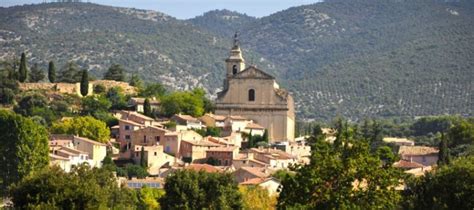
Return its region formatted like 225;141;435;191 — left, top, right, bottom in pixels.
248;89;255;101
232;65;238;75
154;152;157;156
144;135;147;143
125;125;130;130
125;135;131;140
155;136;160;143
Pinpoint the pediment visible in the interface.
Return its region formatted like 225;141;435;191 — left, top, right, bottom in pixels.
234;66;275;80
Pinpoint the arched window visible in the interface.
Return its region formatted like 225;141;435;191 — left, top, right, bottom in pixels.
232;65;238;75
248;89;255;101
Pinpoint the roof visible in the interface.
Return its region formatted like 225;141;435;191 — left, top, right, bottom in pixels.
120;111;154;121
135;126;168;133
185;164;222;173
233;66;275;80
405;166;433;177
50;134;74;141
49;153;69;161
250;148;294;160
383;137;414;144
246;123;265;130
73;136;107;146
206;146;238;152
119;118;145;127
398;146;439;156
240;178;266;185
239;167;272;178
201;113;226;121
393;160;425;169
181;139;221;147
172;114;200;123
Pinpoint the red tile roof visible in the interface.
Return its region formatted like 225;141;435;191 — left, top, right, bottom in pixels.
185;164;222;173
398;146;439;156
393;160;425;169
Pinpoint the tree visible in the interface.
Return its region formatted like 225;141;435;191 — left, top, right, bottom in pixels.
143;98;152;117
106;87;127;110
137;186;165;209
48;61;56;83
58;61;82;83
140;146;147;168
29;63;45;82
117;164;148;179
139;83;167;98
9;165;137;209
0;61;19;104
129;74;144;90
438;133;451;166
103;64;126;81
51;116;110;143
18;52;28;82
277;123;402;209
160;170;242;209
240;186;277;210
81;95;112;115
262;129;269;143
80;69;89;96
248;130;254;148
160;90;205;117
404;156;474;209
0;110;49;195
93;84;106;94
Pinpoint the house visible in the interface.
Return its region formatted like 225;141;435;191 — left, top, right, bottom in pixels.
243;122;265;136
171;114;204;130
185;164;223;173
49;153;72;172
116;110;155;126
240;177;281;196
234;166;273;183
233;153;267;170
163;130;203;156
129;97;160;113
273;141;311;160
179;139;221;163
50;146;93;170
122;177;164;189
205;146;239;166
199;113;226;128
250;148;297;169
398;146;439;166
72;136;107;168
383;137;415;146
393;160;425;170
132;145;176;175
224;115;252;133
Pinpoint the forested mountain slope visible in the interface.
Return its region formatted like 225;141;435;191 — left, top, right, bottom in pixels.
1;0;472;121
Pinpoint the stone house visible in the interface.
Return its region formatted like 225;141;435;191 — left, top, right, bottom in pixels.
129;97;160;113
234;166;273;183
171;114;204;130
72;136;107;168
199;113;226;128
205;146;239;166
398;146;439;166
179;139;221;163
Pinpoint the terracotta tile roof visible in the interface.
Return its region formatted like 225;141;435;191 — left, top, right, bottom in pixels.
119;118;145;127
250;148;294;160
182;139;221;147
398;146;439;156
240;167;272;178
393;160;425;169
185;164;222;173
73;136;107;146
206;146;238;152
246;123;265;130
49;153;69;161
121;111;154;121
201;113;226;121
240;177;266;185
173;114;199;122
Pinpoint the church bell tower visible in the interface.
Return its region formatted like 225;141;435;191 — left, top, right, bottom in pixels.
225;32;246;78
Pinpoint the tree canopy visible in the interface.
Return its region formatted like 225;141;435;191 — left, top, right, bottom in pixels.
103;63;126;81
51;116;110;143
0;110;49;195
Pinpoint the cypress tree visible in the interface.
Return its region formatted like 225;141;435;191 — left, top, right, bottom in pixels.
18;52;28;82
140;146;147;168
48;61;56;83
262;129;269;143
80;69;89;97
248;130;254;149
438;133;451;166
143;98;152;117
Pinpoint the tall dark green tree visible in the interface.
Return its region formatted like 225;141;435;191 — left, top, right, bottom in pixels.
80;69;89;96
129;74;144;90
18;52;28;82
29;63;45;82
140;146;147;168
143;98;152;117
248;130;254;148
262;129;269;143
103;64;126;81
438;133;451;166
0;110;50;195
58;61;82;83
48;61;56;83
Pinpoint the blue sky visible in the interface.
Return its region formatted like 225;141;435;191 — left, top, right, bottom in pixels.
1;0;321;19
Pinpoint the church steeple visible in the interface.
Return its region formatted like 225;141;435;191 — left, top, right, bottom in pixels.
225;32;246;78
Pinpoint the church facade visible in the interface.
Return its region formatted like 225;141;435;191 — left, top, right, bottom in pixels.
215;38;295;143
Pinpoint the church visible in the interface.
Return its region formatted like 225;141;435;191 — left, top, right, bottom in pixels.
215;35;295;143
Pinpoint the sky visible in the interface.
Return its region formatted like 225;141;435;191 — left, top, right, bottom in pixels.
1;0;321;19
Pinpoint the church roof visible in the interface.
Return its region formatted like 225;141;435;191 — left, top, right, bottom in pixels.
233;66;275;80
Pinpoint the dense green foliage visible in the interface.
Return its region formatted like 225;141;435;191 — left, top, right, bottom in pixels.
0;110;49;195
278;122;402;209
10;165;137;209
404;156;474;209
0;61;19;104
143;98;152;117
58;61;82;83
29;63;45;82
239;186;277;210
51;116;111;143
116;164;149;179
160;89;207;117
160;170;242;209
103;63;126;81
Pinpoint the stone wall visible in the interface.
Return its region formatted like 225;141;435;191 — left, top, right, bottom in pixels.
19;80;137;96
